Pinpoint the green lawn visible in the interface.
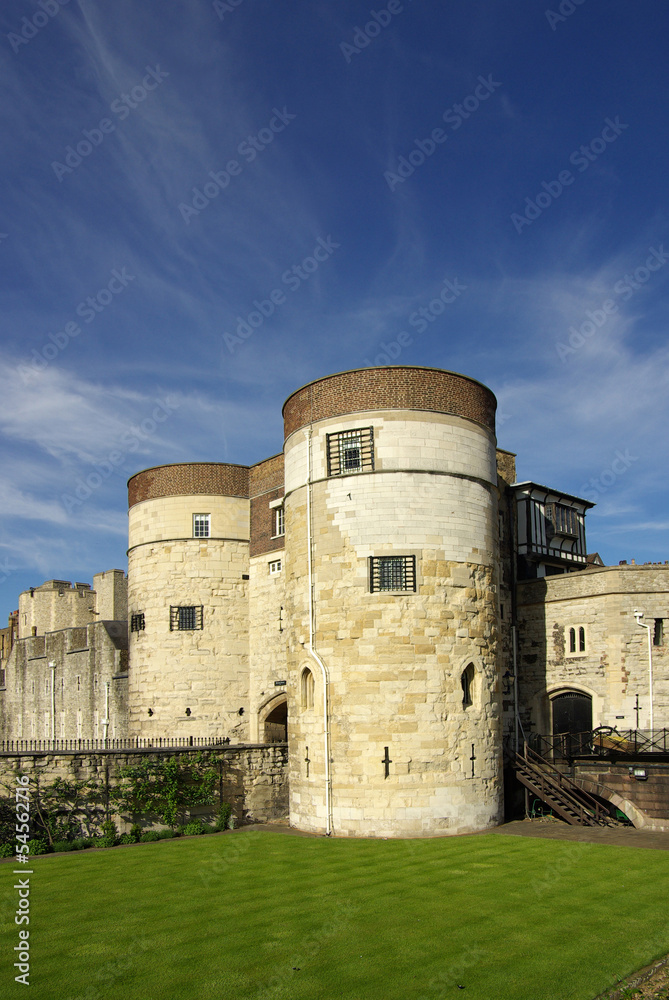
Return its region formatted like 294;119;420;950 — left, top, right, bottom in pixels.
2;829;669;1000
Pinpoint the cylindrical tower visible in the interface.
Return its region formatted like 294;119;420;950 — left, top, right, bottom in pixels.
127;463;250;739
283;367;503;837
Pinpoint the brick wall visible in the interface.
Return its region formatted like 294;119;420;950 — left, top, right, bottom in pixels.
129;463;250;508
282;366;497;439
250;454;285;558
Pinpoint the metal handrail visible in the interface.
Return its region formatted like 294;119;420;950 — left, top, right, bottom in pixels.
522;745;608;822
531;728;669;759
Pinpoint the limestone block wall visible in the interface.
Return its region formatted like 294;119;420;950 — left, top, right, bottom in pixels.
0;744;289;829
92;570;128;622
282;368;503;837
127;474;251;741
0;622;128;740
18;580;96;639
517;566;669;733
248;552;287;742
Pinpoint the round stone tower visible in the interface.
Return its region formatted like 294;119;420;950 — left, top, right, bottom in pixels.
127;463;250;740
283;366;503;837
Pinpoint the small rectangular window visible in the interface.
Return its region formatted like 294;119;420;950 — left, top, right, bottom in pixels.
193;514;210;538
370;556;416;593
0;669;5;688
273;506;285;537
654;619;664;646
327;427;374;476
269;560;282;575
170;606;204;631
131;612;145;633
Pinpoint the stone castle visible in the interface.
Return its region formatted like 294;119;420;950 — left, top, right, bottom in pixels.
1;366;667;836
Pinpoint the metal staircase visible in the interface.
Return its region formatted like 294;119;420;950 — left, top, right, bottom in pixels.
514;744;612;827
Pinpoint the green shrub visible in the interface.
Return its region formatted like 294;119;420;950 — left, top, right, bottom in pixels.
140;831;160;843
182;820;206;836
215;803;232;831
157;829;174;840
27;838;49;855
0;843;13;858
118;833;134;845
52;840;76;853
130;823;143;842
71;838;94;851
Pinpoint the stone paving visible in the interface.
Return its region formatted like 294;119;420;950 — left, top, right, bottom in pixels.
490;818;669;850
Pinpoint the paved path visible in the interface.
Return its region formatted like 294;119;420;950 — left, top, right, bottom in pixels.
490;819;669;850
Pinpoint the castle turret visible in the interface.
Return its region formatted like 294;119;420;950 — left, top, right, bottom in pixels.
282;366;503;836
127;463;250;739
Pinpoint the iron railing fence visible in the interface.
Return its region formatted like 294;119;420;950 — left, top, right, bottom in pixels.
0;736;231;753
531;728;669;760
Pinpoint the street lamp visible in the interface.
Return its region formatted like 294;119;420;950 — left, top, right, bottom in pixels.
633;610;653;730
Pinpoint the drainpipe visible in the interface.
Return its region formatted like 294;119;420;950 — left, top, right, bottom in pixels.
633;611;653;730
305;427;333;835
103;681;110;745
49;661;56;740
511;627;519;754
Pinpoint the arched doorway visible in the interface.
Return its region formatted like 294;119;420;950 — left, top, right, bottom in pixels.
262;697;287;742
552;691;592;755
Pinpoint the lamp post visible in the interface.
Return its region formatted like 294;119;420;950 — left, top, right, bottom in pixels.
633;611;653;730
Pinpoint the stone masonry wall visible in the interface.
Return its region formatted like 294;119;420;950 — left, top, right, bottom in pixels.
285;408;503;837
0;622;128;740
517;566;669;733
0;744;288;829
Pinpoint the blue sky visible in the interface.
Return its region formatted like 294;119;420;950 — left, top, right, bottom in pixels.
1;0;668;619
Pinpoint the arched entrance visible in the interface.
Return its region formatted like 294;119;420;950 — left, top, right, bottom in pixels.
262;696;287;742
552;690;592;755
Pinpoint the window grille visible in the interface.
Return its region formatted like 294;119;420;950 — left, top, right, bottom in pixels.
193;514;210;538
170;605;204;631
369;555;416;593
545;502;579;537
327;427;374;476
130;613;145;633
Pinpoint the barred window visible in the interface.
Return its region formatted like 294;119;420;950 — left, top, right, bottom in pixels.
369;555;416;593
170;605;204;631
545;503;579;537
130;612;145;633
327;427;374;476
193;513;210;538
